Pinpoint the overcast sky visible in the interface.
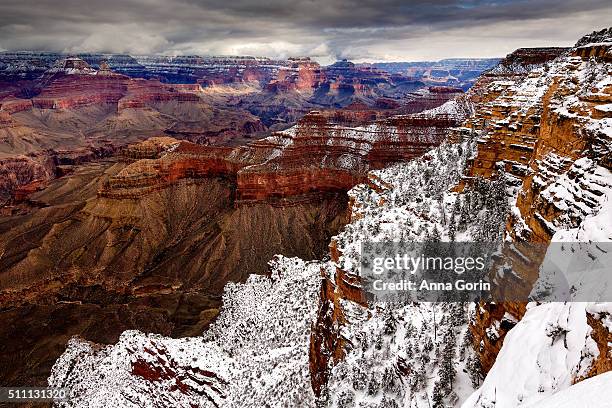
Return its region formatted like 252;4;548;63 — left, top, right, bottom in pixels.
0;0;610;63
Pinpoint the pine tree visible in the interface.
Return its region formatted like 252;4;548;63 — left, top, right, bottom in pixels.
466;354;482;388
448;213;456;242
432;381;445;408
367;373;380;396
375;335;383;351
460;328;473;362
458;196;470;227
336;389;355;408
423;336;434;353
406;342;414;359
352;367;367;391
438;195;447;226
439;330;457;392
405;321;415;339
380;396;400;408
431;225;442;242
408;371;420;393
383;308;398;336
382;367;398;394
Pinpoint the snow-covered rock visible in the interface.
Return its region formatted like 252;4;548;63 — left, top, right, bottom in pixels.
49;256;326;407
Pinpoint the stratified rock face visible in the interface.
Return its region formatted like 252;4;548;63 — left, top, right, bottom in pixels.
465;47;569;106
466;32;611;246
33;74;128;110
236;112;453;201
132;55;290;85
96;104;463;202
268;58;404;98
1;52;498;92
0;51;62;81
457;28;612;388
461;46;571;183
266;58;326;92
0;154;55;205
0;52;288;84
30;59;208;111
486;47;569;75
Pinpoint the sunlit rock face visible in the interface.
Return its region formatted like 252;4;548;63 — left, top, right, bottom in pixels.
0;57;267;203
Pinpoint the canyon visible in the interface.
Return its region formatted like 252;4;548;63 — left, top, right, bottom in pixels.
0;26;611;408
0;52;481;207
41;27;612;408
0;53;467;393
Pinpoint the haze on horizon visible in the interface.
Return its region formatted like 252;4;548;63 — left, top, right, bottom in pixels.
0;0;610;64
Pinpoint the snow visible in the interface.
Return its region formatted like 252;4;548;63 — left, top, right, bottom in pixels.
594;103;612;113
327;303;479;408
462;303;597;408
523;371;612;408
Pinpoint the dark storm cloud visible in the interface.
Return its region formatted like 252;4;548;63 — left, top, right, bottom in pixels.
0;0;610;61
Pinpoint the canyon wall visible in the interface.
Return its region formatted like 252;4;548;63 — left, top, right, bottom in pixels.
96;105;461;204
464;29;612;384
374;58;501;90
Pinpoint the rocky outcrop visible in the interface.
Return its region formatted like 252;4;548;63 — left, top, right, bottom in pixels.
486;47;569;76
31;59;205;111
463;48;570;179
305;102;473;399
266;58;326;92
33;75;128;110
129;340;229;402
583;310;612;380
121;136;181;160
469;302;526;374
309;239;368;397
0;154;55;205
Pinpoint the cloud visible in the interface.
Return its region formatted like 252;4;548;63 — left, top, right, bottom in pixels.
0;0;610;61
63;24;172;55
